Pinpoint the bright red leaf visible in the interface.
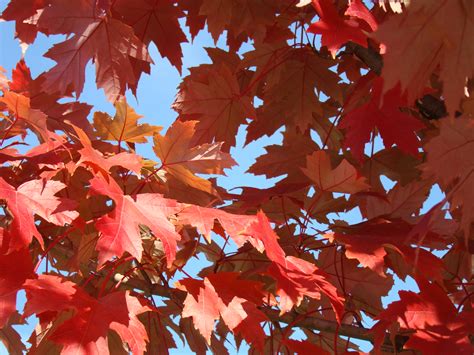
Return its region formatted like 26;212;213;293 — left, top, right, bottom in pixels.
0;247;34;327
308;0;376;56
23;275;150;355
340;77;425;160
89;175;181;267
0;178;78;251
372;278;474;354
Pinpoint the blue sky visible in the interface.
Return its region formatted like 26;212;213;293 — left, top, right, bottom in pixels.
0;1;446;353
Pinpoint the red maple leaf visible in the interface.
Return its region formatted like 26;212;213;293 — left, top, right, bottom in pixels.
0;0;45;43
283;338;329;355
89;175;181;267
0;1;471;353
340;76;425;160
177;204;258;245
372;278;474;354
245;212;344;320
0;178;78;251
0;247;34;327
72;124;143;176
30;0;152;100
23;275;150;354
327;218;445;280
112;0;187;72
178;273;268;348
308;0;377;56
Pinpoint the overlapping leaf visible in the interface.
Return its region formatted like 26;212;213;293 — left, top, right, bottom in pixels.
423;117;474;236
0;178;78;251
0;1;472;354
23;275;150;354
94;99;160;144
112;0;187;72
302;150;369;194
373;0;474;115
153;120;235;195
308;0;377;56
89;175;181;267
372;278;474;353
339;77;425;160
29;0;152;100
172;62;255;150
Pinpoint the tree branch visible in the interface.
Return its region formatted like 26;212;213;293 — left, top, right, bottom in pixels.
344;42;383;75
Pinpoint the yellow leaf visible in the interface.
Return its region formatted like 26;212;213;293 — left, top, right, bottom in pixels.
93;98;160;143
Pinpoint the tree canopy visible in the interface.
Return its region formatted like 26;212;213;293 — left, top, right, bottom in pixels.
0;0;473;354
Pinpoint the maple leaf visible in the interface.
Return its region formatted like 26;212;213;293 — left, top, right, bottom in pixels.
191;0;229;43
89;175;181;267
245;212;344;319
225;300;267;351
138;311;178;354
0;91;51;142
317;248;393;315
177;0;206;40
308;0;377;56
249;130;319;180
339;77;425;160
373;0;474;115
23;275;150;355
246;46;342;142
112;0;187;72
93;98;160;144
1;0;473;352
0;0;45;43
0;178;78;251
327;220;387;277
180;212;342;334
234;183;307;225
327;218;445;280
198;0;275;50
268;256;344;320
0;248;34;328
179;278;220;345
178;204;257;245
72;124;143;176
372;278;474;354
360;147;421;192
302;150;369;194
3;60;96;139
8;59;31;93
423;117;474;237
29;0;152;101
204;272;267;307
243;211;287;266
361;180;431;221
153;120;235;195
172;62;255;150
345;0;378;32
178;273;267;348
239;41;290;85
0;312;26;354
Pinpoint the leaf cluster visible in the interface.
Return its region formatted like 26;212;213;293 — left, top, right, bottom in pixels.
0;0;473;354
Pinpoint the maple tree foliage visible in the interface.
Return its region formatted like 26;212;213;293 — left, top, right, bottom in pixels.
1;0;474;354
